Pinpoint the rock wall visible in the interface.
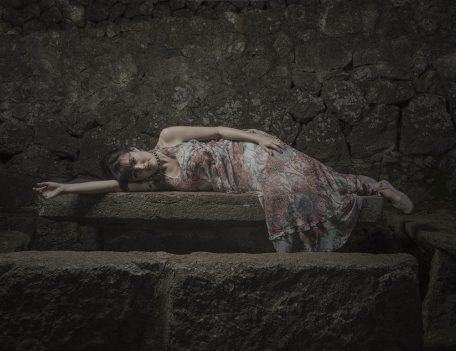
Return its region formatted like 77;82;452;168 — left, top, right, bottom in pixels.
1;0;456;210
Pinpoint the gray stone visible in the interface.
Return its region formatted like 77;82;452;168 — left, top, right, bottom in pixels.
0;230;30;253
0;251;422;350
2;6;24;26
400;94;456;155
0;120;33;154
23;18;46;33
34;119;80;159
414;70;440;94
349;105;399;158
319;0;361;36
363;79;415;105
108;3;126;21
6;145;74;179
295;38;352;72
321;81;366;124
434;52;456;80
291;69;321;95
85;1;109;22
294;112;351;167
38;192;383;224
272;31;292;58
22;3;41;22
422;249;456;332
415;230;456;258
353;47;388;67
62;4;85;26
169;0;185;11
39;0;54;11
103;222;274;253
288;89;325;123
41;6;62;24
32;217;101;250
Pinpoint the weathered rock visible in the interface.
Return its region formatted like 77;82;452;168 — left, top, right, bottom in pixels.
32;217;101;251
0;251;422;350
85;1;109;22
288;89;325;123
321;81;366;124
0;119;33;154
400;94;456;155
294;112;351;167
34;119;80;159
6;145;74;179
422;249;456;332
319;0;361;36
363;79;415;105
0;230;30;252
434;52;456;80
348;105;399;158
295;38;352;72
291;69;321;95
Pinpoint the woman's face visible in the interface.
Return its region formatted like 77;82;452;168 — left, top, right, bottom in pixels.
119;147;158;182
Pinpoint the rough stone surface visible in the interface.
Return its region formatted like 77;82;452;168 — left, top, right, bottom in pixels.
348;105;399;158
400;95;456;155
0;230;30;252
38;192;384;224
0;251;422;350
294;112;351;169
321;81;366;124
32;217;101;251
422;249;456;332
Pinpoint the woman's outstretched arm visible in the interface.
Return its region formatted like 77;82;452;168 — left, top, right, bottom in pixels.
33;180;121;200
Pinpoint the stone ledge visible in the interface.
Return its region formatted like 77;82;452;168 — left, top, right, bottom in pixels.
38;192;384;224
0;251;421;351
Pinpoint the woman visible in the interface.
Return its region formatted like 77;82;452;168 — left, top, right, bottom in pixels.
33;126;413;253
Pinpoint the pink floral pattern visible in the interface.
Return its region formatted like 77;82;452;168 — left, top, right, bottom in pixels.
154;129;377;252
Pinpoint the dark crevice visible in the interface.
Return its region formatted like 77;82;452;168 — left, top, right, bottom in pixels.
396;106;403;152
287;112;303;148
0;153;15;164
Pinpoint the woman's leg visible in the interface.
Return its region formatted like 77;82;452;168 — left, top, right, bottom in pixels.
328;171;379;196
272;235;300;253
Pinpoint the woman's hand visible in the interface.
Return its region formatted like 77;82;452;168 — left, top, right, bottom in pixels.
33;182;66;200
256;135;286;156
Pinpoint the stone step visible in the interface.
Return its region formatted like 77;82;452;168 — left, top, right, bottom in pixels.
38;192;383;225
0;251;421;351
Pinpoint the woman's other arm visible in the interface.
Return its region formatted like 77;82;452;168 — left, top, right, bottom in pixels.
160;126;285;155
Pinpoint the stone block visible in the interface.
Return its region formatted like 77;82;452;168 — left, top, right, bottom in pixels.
422;249;456;333
0;251;422;350
0;230;30;252
38;192;384;225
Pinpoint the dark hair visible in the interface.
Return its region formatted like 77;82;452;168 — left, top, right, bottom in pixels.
100;147;133;191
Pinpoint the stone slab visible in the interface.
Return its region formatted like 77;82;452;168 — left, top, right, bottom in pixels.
38;192;383;224
0;251;422;351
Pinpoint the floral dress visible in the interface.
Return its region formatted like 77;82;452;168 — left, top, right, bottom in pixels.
152;129;377;252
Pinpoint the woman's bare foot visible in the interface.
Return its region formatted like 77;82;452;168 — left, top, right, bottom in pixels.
371;180;414;214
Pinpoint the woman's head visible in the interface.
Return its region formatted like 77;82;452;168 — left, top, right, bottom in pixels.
100;147;159;190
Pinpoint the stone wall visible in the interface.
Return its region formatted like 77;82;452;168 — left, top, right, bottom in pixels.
1;0;456;210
